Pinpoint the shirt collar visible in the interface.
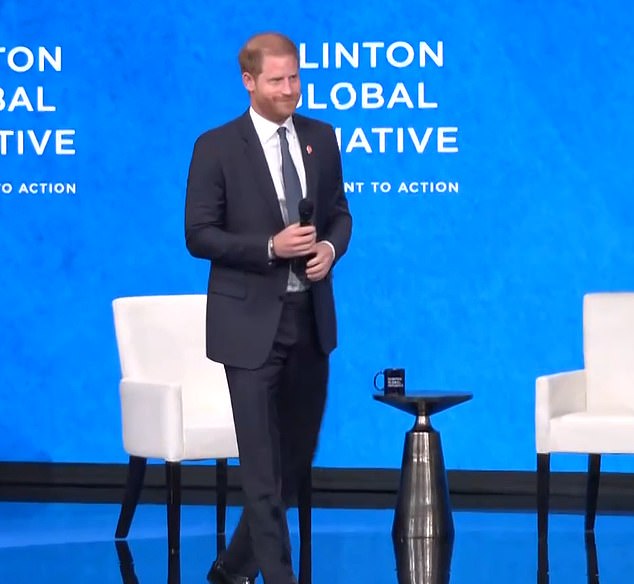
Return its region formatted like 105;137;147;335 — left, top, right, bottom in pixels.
249;107;295;144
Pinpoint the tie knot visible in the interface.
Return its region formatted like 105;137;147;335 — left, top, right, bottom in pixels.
277;126;288;142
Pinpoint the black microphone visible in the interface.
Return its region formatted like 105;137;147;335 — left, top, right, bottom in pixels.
298;198;314;226
297;199;316;271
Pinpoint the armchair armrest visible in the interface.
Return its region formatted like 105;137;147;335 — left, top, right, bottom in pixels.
119;378;185;461
535;369;586;453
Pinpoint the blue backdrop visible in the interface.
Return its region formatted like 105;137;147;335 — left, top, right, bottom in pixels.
2;0;634;471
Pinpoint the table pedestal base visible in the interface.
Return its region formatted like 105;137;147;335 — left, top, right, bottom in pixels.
393;535;453;584
393;416;453;541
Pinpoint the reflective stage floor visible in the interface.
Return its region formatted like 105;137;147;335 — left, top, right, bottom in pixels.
1;502;633;583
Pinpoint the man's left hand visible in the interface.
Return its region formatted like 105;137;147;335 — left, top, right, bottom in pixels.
305;242;334;282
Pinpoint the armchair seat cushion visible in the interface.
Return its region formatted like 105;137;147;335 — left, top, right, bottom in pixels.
549;411;634;453
183;416;239;461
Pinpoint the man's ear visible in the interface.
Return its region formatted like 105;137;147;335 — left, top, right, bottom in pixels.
242;72;255;92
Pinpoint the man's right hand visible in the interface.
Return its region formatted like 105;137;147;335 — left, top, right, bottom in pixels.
272;224;317;259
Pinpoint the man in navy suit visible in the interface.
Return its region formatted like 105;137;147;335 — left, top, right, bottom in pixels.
185;32;352;584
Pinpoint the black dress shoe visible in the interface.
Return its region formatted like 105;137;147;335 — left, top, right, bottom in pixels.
206;559;255;584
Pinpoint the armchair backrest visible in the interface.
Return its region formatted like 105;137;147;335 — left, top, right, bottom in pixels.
584;293;634;413
112;295;232;421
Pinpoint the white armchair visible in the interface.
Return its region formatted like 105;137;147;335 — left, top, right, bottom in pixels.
112;294;238;561
536;292;634;539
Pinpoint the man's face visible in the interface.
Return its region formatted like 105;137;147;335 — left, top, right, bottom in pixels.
243;54;301;123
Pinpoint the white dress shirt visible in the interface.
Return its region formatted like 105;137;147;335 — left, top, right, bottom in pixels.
249;107;307;225
250;107;309;291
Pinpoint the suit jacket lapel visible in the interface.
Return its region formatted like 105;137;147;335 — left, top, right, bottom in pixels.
237;111;285;229
294;115;319;221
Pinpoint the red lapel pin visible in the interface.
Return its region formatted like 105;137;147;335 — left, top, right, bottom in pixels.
306;145;313;155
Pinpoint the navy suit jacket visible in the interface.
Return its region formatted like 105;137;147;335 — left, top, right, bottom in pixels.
185;111;352;369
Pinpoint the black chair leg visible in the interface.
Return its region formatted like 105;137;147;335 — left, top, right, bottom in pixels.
537;535;549;584
585;530;599;584
586;454;601;532
168;551;181;584
297;466;312;584
166;461;181;584
115;456;148;539
537;453;550;541
216;459;228;553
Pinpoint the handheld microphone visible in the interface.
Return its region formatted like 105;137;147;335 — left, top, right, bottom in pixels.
298;198;314;226
297;199;316;272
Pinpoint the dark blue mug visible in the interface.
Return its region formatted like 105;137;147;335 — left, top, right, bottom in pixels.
373;368;405;395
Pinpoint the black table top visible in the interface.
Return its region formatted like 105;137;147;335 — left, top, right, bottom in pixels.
373;390;473;417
